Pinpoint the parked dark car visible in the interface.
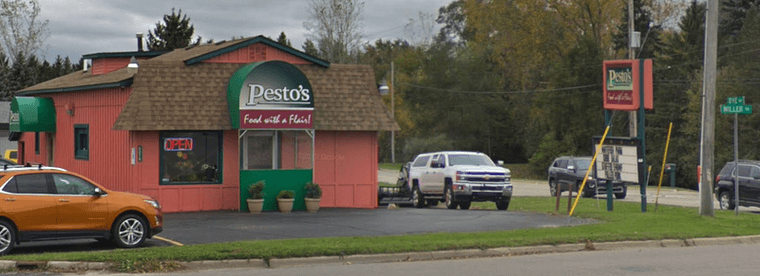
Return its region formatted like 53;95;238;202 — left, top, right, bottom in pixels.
548;156;627;199
714;160;760;210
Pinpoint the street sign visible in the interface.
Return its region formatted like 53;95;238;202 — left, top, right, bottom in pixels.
727;96;745;105
720;104;752;115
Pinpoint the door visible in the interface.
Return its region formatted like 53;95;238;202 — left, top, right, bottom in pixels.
420;154;441;193
429;154;446;194
736;165;752;204
747;166;760;205
52;173;110;231
1;174;57;231
241;131;276;170
557;158;571;190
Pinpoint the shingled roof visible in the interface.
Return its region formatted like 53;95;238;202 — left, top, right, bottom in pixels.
20;36;398;132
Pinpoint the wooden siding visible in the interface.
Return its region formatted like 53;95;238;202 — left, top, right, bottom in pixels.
132;130;240;213
314;130;378;208
19;88;134;191
91;58;131;75
203;44;311;64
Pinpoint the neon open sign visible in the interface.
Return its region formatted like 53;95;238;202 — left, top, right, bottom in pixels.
164;138;194;151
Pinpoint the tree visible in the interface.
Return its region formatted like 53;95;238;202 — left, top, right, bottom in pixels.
612;0;663;59
303;0;364;63
302;39;319;57
147;8;197;51
276;32;292;48
0;0;49;64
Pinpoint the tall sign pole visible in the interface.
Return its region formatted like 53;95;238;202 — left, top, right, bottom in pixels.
720;97;751;216
699;0;718;217
628;0;637;139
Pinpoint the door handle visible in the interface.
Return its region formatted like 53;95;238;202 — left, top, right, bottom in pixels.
58;199;70;202
4;198;16;202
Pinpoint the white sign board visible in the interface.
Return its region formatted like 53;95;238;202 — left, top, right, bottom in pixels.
595;144;639;183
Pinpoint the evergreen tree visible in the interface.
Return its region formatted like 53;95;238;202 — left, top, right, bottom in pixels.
302;39;319;57
613;0;663;59
276;32;292;47
147;8;197;51
720;0;760;38
0;52;10;100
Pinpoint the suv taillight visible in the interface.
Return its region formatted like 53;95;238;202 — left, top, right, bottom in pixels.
716;175;720;183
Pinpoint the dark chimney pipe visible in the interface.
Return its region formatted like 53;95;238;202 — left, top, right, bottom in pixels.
136;33;144;52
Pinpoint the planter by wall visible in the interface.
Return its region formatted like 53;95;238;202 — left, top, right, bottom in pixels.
304;198;321;213
276;198;295;213
247;199;264;213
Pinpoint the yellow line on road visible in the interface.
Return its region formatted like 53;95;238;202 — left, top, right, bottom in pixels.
154;236;184;246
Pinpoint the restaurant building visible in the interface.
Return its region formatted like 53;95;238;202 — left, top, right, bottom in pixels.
12;35;398;212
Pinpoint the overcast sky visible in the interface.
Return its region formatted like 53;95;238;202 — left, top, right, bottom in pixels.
36;0;454;62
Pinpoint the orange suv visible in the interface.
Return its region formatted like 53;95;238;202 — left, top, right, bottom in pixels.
0;165;163;255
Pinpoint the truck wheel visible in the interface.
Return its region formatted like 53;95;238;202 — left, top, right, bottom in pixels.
459;201;471;210
412;185;426;208
495;199;510;210
581;186;595;198
614;186;627;199
549;179;558;197
445;185;457;209
720;191;735;210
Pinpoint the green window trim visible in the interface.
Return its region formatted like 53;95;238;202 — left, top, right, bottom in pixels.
74;125;89;160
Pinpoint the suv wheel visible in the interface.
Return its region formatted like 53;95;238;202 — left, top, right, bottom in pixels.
719;191;735;210
549;179;558;197
445;185;457;209
0;220;15;255
112;214;147;248
412;185;426;208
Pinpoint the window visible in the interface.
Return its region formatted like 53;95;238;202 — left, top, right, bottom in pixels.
738;165;751;178
160;131;222;184
240;131;313;170
52;174;98;195
74;125;89;160
412;156;430;167
15;174;50;194
34;132;40;154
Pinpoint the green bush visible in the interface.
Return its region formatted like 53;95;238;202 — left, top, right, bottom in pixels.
276;190;295;199
304;182;322;199
248;181;265;199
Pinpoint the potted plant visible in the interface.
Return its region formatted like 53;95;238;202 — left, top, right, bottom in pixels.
275;190;295;213
246;181;265;213
303;182;322;213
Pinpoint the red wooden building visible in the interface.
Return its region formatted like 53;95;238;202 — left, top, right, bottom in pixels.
12;36;398;213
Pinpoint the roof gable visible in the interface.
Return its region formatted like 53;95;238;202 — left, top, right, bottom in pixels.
183;36;329;67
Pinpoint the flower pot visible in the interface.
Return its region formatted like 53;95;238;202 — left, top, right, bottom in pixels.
304;198;321;213
246;198;264;213
276;198;295;213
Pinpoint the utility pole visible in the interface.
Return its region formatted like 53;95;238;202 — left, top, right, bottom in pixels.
628;0;637;138
699;0;718;216
390;61;395;164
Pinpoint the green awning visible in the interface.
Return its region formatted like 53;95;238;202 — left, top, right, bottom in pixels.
10;97;56;132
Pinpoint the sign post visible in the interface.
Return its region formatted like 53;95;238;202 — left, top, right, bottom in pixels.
720;96;752;215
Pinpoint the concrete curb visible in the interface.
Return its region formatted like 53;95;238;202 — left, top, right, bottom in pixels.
8;235;760;272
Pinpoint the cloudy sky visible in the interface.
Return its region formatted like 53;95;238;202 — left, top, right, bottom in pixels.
35;0;454;62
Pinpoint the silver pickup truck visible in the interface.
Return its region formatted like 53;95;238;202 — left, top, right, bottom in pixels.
408;151;513;210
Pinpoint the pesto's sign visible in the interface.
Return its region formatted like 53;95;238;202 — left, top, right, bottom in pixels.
227;61;314;129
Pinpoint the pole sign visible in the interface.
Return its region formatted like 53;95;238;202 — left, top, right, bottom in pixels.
602;59;653;111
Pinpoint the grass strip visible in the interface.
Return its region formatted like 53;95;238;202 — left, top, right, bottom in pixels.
3;197;759;263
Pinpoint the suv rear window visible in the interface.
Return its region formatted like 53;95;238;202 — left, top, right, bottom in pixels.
15;174;49;194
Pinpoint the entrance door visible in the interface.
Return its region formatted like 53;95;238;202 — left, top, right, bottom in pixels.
241;131;276;170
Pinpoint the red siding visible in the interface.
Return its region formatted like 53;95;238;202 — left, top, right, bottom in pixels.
203;44;311;64
20;88;134;191
91;58;131;75
134;130;240;213
314;131;378;208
